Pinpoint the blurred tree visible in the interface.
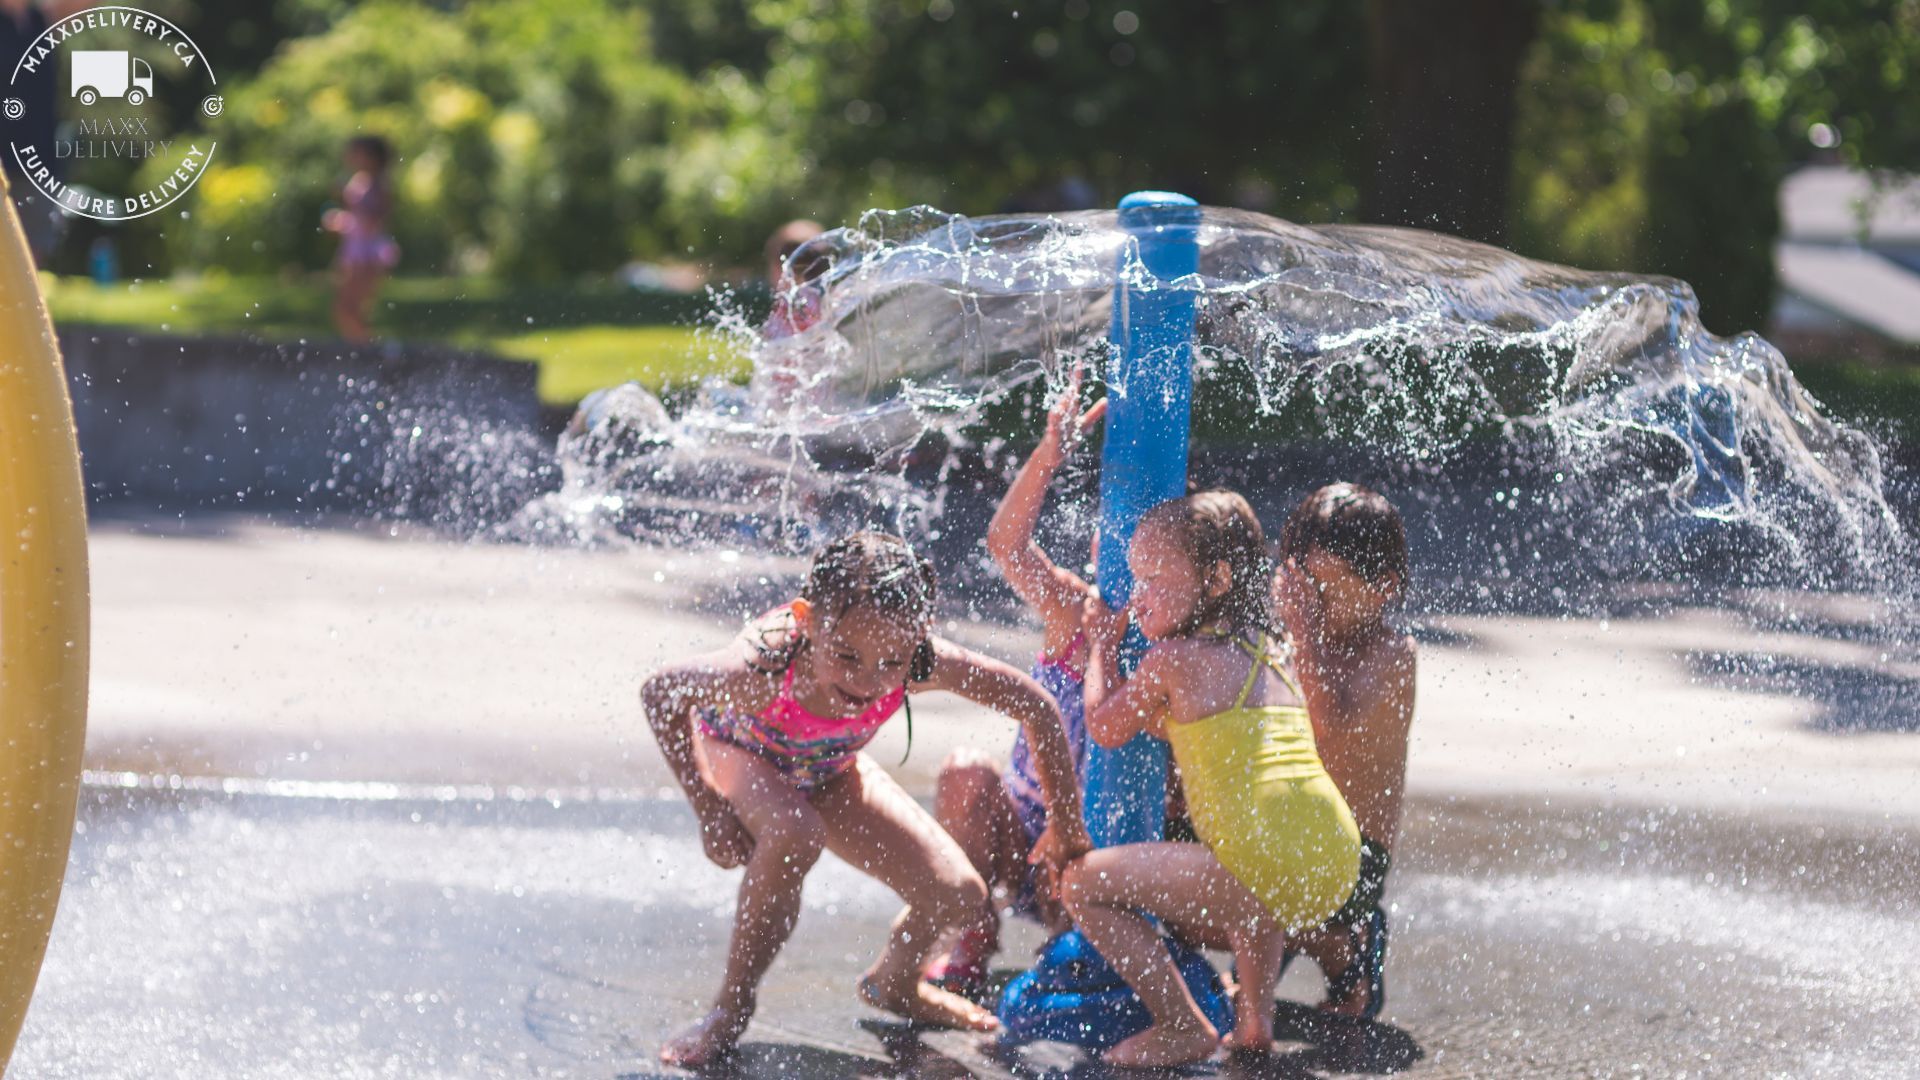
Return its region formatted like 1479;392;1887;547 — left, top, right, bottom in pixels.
142;0;1916;302
157;0;706;277
1513;0;1920;334
635;0;778;78
1362;0;1540;246
748;0;1370;223
1509;2;1653;274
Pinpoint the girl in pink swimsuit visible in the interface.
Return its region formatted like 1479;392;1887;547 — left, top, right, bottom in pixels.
642;532;1091;1068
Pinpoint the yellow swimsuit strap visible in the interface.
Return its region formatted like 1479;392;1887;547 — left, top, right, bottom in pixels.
1229;633;1303;709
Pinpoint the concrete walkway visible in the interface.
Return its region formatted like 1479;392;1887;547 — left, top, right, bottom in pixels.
85;517;1920;827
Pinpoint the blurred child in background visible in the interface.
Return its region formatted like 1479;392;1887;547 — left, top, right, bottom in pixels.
324;134;398;344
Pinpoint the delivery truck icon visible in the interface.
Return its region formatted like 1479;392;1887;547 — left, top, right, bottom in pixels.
71;51;155;107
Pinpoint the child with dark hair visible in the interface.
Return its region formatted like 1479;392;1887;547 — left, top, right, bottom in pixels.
1273;482;1416;1020
642;531;1090;1066
1064;490;1363;1066
323;134;398;344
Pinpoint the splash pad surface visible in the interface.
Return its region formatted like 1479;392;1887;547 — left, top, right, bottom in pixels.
20;755;1920;1077
14;522;1920;1077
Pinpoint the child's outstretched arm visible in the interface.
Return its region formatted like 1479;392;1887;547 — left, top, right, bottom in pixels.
1080;593;1175;748
640;639;777;869
919;638;1091;866
986;374;1107;650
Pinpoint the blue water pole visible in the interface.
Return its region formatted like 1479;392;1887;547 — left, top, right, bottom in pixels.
997;192;1231;1048
1083;190;1201;845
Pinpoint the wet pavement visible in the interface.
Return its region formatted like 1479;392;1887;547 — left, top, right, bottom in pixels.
16;780;1918;1078
19;519;1917;1077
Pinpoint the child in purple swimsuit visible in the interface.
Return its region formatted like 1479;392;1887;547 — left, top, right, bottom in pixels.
926;374;1105;992
322;134;398;345
643;532;1090;1067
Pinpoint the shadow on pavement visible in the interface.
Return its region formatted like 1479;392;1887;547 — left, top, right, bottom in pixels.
1256;1003;1424;1076
1687;649;1920;733
619;1041;899;1079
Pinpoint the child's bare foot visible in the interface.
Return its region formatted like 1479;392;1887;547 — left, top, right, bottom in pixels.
1223;979;1275;1054
858;973;1000;1031
1224;1007;1274;1055
1223;1026;1274;1055
1103;1019;1220;1068
660;1005;751;1067
923;924;995;998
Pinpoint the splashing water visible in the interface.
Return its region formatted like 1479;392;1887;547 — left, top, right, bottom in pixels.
510;204;1909;600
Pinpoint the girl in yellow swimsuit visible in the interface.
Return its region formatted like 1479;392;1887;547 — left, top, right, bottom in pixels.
1061;490;1362;1068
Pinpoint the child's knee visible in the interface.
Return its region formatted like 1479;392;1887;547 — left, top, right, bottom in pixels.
934;751;1004;826
1057;859;1097;916
929;869;993;929
936;749;1000;797
753;814;827;870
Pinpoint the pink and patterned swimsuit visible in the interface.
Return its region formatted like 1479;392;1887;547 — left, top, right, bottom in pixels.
697;664;906;791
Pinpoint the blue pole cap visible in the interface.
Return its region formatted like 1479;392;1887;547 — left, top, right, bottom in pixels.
1118;190;1201;233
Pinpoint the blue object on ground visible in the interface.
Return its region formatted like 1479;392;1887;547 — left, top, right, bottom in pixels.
998;929;1234;1049
998;192;1225;1047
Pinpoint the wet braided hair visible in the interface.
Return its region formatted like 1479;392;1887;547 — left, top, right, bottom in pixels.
1139;489;1277;638
803;531;938;639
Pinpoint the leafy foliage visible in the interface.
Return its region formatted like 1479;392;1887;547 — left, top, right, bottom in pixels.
1513;0;1920;334
160;0;703;277
749;0;1369;221
143;0;1916;321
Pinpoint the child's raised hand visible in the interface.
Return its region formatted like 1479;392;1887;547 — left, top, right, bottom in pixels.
1040;368;1108;461
1081;591;1128;649
1029;819;1093;877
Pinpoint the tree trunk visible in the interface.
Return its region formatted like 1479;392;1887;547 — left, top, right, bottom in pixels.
1362;0;1539;246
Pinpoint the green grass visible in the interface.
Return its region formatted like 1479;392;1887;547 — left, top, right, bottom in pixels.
40;274;1920;434
493;325;747;404
42;273;756;405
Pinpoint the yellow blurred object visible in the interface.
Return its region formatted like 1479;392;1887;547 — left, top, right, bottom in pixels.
0;178;91;1069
